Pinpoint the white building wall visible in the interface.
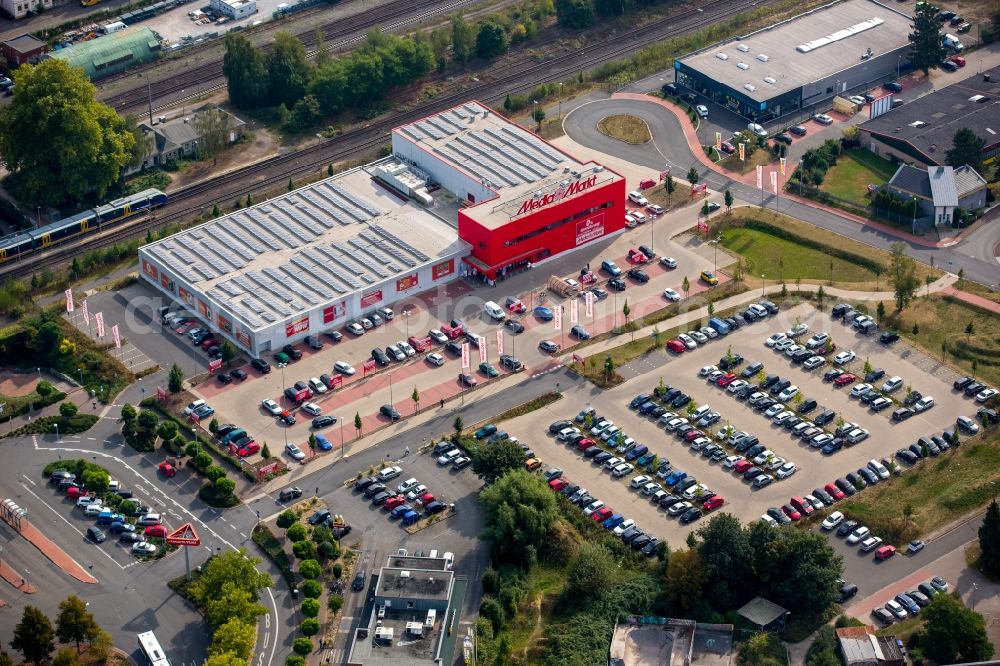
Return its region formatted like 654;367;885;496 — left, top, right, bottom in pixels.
2;0;52;20
392;132;494;205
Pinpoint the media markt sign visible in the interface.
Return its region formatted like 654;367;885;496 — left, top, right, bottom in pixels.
517;174;599;216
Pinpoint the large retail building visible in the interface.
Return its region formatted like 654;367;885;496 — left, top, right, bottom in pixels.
138;101;625;355
673;0;912;122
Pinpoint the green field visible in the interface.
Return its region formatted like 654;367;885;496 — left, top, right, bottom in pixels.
720;226;877;284
821;148;896;206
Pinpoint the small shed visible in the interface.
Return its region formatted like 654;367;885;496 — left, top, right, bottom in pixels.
48;26;160;80
737;597;789;631
1;34;47;66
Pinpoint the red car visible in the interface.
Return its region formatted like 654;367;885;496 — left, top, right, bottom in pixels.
824;482;846;501
782;504;802;521
949;56;966;67
66;487;88;500
639;178;656;190
790;496;814;515
407;336;430;352
734;460;755;474
416;492;435;506
834;373;857;387
875;545;897;560
666;339;686;354
703;496;725;511
440;324;464;339
719;141;735;154
238;441;261;457
549;478;569;492
144;525;168;539
592;506;614;521
576;438;596;451
628;248;649;264
158;462;177;478
384;495;406;510
683;429;705;442
717;373;737;387
200;337;217;350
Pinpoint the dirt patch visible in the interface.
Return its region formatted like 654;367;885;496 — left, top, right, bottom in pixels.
0;373;46;397
597;114;652;144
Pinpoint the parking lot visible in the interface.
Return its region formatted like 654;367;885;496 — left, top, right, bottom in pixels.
491;299;979;543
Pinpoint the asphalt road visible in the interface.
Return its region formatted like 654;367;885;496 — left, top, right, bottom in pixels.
562;97;1000;287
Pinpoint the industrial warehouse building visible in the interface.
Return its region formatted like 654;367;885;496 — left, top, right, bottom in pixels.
673;0;912;122
48;26;161;80
139;101;625;356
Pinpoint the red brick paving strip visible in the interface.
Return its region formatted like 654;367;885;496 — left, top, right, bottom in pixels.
939;286;1000;316
0;559;38;593
2;516;97;584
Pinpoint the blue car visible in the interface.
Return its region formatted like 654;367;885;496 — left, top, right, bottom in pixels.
315;434;333;451
475;424;498;440
534;306;554;321
626;444;649;461
390;504;413;519
664;471;687;487
822;439;843;455
602;513;625;530
401;510;420;525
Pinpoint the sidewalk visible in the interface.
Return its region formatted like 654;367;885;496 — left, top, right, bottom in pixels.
0;516;97;584
939;285;1000;315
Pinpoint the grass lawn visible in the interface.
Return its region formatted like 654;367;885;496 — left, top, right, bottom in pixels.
597;114;651;144
717;208;940;291
645;180;693;212
720;147;776;175
887;294;1000;389
839;430;1000;544
956;278;1000;305
820;148;895;207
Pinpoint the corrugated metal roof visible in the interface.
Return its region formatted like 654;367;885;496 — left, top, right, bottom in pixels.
50;26;160;80
928;166;958;207
953;164;987;197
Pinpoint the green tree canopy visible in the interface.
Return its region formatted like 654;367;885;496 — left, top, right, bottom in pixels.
205;583;268;630
889;241;920;310
946;128;986;172
10;605;55;665
979;498;1000;577
917;593;993;663
267;32;311;107
561;542;615;605
480;469;559;566
451;13;475;63
908;1;946;75
223;33;268;108
475;20;508;59
209;619;256;660
187;548;273;607
555;0;593;28
0;60;134;207
697;513;756;610
55;596;98;653
766;530;842;616
471;439;525;484
664;549;706;615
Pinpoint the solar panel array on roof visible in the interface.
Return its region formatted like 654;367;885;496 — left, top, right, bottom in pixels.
326;182;381;218
360;229;415;268
371;225;430;261
501;125;565;163
415;120;445;140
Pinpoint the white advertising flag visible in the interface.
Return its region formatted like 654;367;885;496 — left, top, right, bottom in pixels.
554;305;562;330
478;336;487;364
756;165;763;190
95;312;105;338
496;330;504;356
112;324;121;350
570;298;578;324
770;171;778;194
65;289;74;313
585;291;594;318
82;300;89;325
461;342;470;369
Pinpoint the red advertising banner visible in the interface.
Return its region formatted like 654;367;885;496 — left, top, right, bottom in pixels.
208;358;223;372
65;289;74;313
360;289;383;308
322;302;346;324
691;183;708;195
257;462;279;479
235;328;251;348
160;272;174;292
179;286;195;306
156;386;167;401
585;291;594;318
328;374;343;390
285;316;309;337
217;313;232;333
478;336;487;364
553;305;562;330
570;298;578;324
95;312;105;338
112;324;121;350
659;169;671;182
396;274;419;292
198;299;211;318
142;259;158;281
461;342;470;369
698;220;710;234
363;359;377;374
433;259;454;280
496;330;504;356
575;214;605;247
572;353;585;365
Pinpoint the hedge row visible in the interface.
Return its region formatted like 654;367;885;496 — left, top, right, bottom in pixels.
742;219;885;274
252;524;295;587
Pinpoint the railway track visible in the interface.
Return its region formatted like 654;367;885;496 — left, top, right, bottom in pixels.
102;0;478;113
4;0;771;281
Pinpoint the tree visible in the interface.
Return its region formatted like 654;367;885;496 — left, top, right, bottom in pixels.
261;443;271;459
168;363;184;393
292;638;312;656
11;606;55;665
604;355;614;383
286;523;307;542
665;549;706;615
187;548;273;608
562;543;614;604
354;412;363;436
918;593;993;663
59;402;78;418
266;32;311;107
665;174;675;204
222;33;269;108
768;531;842;616
555;0;593;28
966;320;975;338
52;649;80;666
0;60;135;207
0;650;12;666
289;95;321;131
475;19;508;60
214;477;236;497
55;596;98;653
682;276;690;297
687;167;699;185
411;386;420;413
193;107;234;164
300;598;320;618
947;128;986;172
532;107;546;130
701;200;710;218
622;299;631;324
205;584;267;630
299;560;321;580
888;241;920;310
472;439;527;484
979;499;1000;577
876;301;885;322
480;470;559;566
451;13;474;64
697;514;756;610
909;1;946;75
453;416;463;437
210;619;256;660
724;189;733;213
157;420;178;442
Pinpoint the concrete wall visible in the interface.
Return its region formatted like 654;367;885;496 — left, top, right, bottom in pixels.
392;132;494;205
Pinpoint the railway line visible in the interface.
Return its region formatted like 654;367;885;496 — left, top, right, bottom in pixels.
4;0;772;281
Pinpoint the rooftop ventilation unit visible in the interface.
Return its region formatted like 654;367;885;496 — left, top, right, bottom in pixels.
968;94;985;102
737;62;749;70
737;44;750;52
744;83;756;92
908;120;926;127
763;76;776;84
716;53;729;60
756;54;769;62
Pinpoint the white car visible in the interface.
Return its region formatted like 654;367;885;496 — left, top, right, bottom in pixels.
132;542;157;555
397;341;417;357
913;396;934;412
764;404;784;418
603;457;623;469
309;378;328;394
696;104;709;118
760;514;778;527
846;526;870;545
848;95;866;106
701;326;718;340
647;204;664;216
583;500;605;516
860;536;883;552
664;417;686;431
975;388;998;403
429;329;448;343
334;361;356;375
346;322;365;336
630;211;646;223
682;483;709;500
262;399;282;416
612;463;634;478
786;323;809;338
747;122;767;137
850;383;873;398
752;449;774;465
784;344;805;358
765;456;786;470
590;420;613;436
397;477;420;494
630;475;651;488
663;288;680;301
689;330;708;344
426;353;445;366
774;338;794;351
724;455;744;468
777;385;799;401
834;350;856;365
564;278;580;291
813;113;834;125
406;484;427;500
707;370;725;383
727;380;748;393
286;443;306;461
868;459;890;479
775;462;797;479
627;191;649;206
805;332;829;349
765;332;787;347
660;257;678;269
885;599;907;620
301;402;322;416
678;334;697;349
699;365;719;377
76;496;100;508
820;511;844;530
613;518;636;536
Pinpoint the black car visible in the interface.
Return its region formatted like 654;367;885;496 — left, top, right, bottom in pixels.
230;368;248;381
504;319;524;334
371;348;390;366
425;500;447;514
370;491;392;505
879;331;900;344
865;368;886;383
903;391;922;406
631;534;653;550
907;443;924;459
444;341;463;356
892;408;914;422
941;60;958;72
872;607;894;626
570;325;590;340
823;368;843;381
790;348;812;364
500;354;522;370
814;409;836;426
380;404;401;420
835;477;857;496
593;451;613;464
742;361;764;378
217;373;232;385
608;278;627;291
659;495;683;508
798;398;818;414
307;509;331;525
964;382;985;396
250;358;271;373
283;344;303;360
549;419;573;434
662;388;681;402
759;300;779;314
325;329;343;342
735;385;754;401
638;244;656;260
355;476;378;490
87;526;106;543
953;376;975;391
583;446;602;458
767;507;791;525
938;9;955;20
836;520;859;537
279;487;303;502
719;353;744;370
813;487;834;505
671;394;691;408
679;508;702;524
620;526;644;543
774;132;793;145
363;483;387;498
896;448;918;464
789;125;807;137
760;374;779;390
772;379;792;395
627;268;650;283
312;416;336;429
641;538;660;557
882;81;902;93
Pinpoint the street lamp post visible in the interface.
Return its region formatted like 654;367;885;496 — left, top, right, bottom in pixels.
78;368;83;386
972;582;978;610
761;274;765;296
339;417;345;460
558;82;563;120
798;159;804;196
280;365;288;448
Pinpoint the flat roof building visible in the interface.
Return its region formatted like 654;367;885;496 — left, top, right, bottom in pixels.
858;65;1000;167
392;100;627;280
1;34;47;66
210;0;257;20
609;616;734;666
674;0;912;122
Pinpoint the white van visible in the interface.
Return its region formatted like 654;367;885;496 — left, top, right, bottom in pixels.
378;307;394;321
691;404;711;419
484;301;505;321
84;504;106;517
